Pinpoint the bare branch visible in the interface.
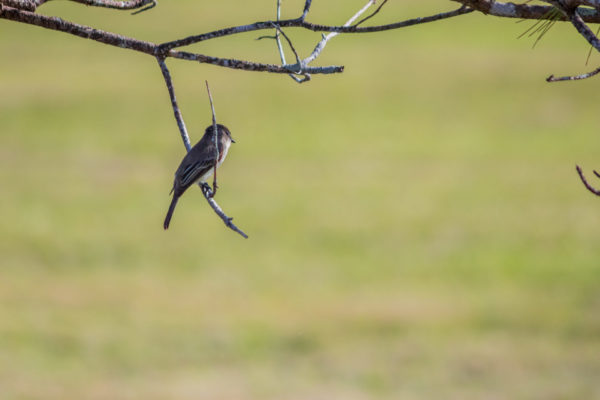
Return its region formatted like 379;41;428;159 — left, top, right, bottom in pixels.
205;81;219;197
131;1;156;15
299;6;477;32
273;24;310;82
300;0;312;21
271;23;301;68
159;6;474;52
576;165;600;196
272;0;308;83
536;1;600;80
353;0;389;27
275;0;287;65
303;0;377;66
170;50;343;74
566;5;600;51
157;57;191;150
1;1;473;79
2;0;36;11
45;0;156;11
452;0;600;22
157;58;248;238
547;65;600;81
3;0;156;12
201;184;249;239
3;0;600;81
0;5;344;75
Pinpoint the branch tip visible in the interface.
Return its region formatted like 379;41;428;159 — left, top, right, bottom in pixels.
576;164;600;197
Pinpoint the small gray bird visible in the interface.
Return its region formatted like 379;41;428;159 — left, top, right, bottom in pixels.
164;124;235;229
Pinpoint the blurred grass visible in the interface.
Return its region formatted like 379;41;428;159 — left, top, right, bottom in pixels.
1;1;600;399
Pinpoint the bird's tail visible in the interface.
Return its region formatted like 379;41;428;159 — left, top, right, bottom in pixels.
163;194;179;230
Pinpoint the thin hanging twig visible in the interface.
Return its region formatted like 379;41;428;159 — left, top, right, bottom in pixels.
205;80;219;197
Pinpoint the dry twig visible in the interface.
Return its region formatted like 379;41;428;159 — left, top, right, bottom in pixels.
205;81;219;198
547;65;600;81
576;165;600;197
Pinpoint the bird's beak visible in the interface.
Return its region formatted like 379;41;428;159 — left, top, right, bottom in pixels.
231;138;236;143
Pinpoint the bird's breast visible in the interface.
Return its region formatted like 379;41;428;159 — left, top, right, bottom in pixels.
218;141;230;165
198;142;230;183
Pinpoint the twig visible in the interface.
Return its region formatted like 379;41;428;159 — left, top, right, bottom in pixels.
19;0;156;12
270;23;301;68
271;0;309;83
353;0;389;27
201;184;249;239
274;25;310;82
303;0;376;67
157;57;248;238
158;7;475;51
584;25;600;65
131;0;155;15
542;2;600;79
157;57;191;150
205;81;219;197
566;5;600;52
275;0;286;65
66;0;155;11
546;65;600;81
2;0;36;11
300;0;312;21
452;0;600;22
576;165;600;196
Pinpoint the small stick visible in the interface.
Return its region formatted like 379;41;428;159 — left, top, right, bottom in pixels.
576;165;600;196
205;80;219;197
547;65;600;82
353;0;389;27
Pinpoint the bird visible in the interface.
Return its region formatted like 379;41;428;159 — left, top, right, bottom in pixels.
164;123;235;230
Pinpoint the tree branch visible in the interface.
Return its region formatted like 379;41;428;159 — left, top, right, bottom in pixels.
159;6;475;52
303;0;378;67
2;0;36;11
576;165;600;196
46;0;155;11
300;0;312;21
451;0;600;22
156;57;191;151
0;5;344;76
546;65;600;81
353;0;389;27
2;0;156;12
565;4;600;51
1;2;478;79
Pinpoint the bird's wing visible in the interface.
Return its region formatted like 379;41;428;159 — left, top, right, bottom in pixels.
178;157;215;188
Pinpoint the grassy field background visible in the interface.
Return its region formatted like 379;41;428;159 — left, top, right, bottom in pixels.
1;1;599;399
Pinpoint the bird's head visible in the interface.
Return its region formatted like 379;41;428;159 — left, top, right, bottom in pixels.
205;124;235;144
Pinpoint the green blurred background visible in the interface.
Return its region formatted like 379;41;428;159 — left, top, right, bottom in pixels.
1;1;599;398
